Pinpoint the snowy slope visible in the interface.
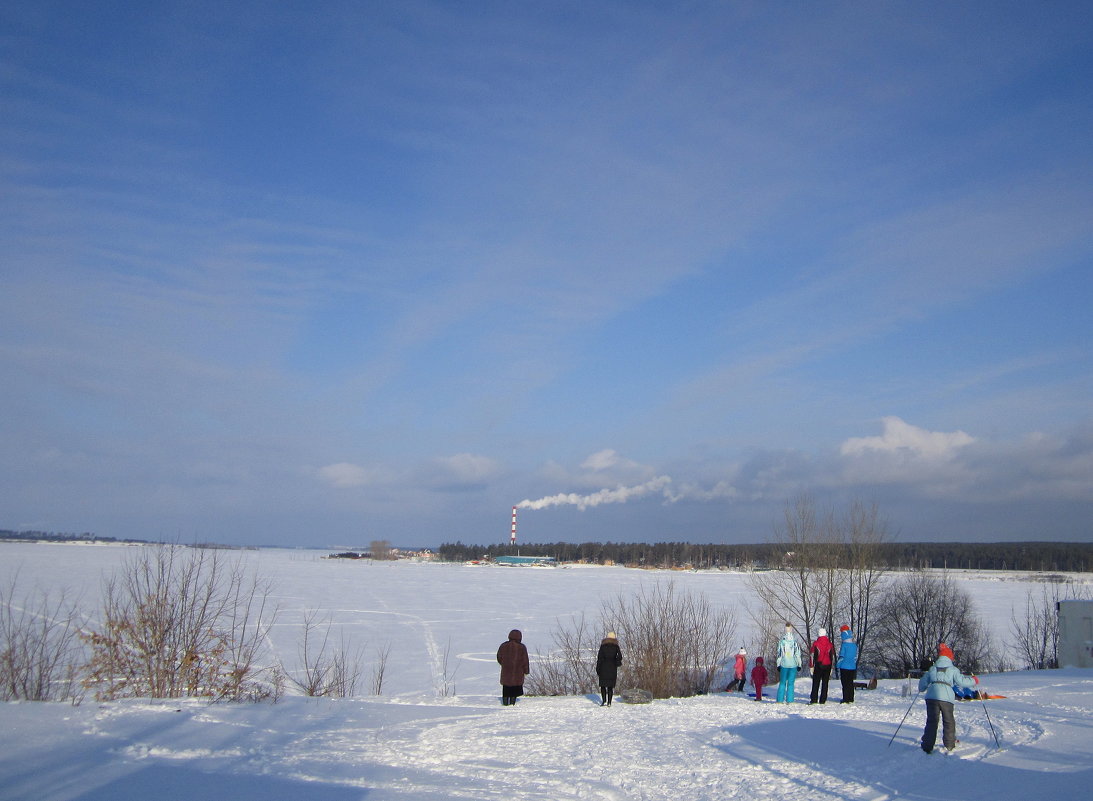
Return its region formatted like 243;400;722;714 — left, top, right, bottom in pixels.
1;543;1090;801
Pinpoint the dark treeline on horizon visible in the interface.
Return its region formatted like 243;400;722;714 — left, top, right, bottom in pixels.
1;529;143;544
437;540;1093;573
6;529;1090;572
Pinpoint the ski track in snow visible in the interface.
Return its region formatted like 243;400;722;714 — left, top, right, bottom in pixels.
7;689;1070;801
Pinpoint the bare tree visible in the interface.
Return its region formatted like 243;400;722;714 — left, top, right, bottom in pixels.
82;546;279;701
370;541;395;561
750;496;891;672
0;575;85;702
840;499;890;664
871;570;995;676
750;495;830;652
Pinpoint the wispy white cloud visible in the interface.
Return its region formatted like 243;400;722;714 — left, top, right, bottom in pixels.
419;453;501;492
840;417;974;459
317;462;383;489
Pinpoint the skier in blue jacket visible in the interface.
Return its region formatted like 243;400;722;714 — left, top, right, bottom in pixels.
917;646;978;753
836;625;858;703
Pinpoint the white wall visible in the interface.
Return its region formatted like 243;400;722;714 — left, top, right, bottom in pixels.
1057;600;1093;668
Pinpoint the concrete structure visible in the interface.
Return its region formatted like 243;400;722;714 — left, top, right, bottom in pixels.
1057;600;1093;668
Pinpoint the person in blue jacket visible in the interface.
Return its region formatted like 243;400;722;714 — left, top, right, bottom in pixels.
775;623;802;703
836;625;858;703
917;645;978;753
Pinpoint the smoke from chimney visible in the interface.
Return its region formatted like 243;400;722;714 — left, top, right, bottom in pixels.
516;476;672;511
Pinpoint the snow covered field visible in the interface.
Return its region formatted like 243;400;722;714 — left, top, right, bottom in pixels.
2;542;1091;801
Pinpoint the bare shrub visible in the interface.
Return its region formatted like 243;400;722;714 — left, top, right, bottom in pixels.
370;641;391;696
528;583;737;699
81;546;279;701
436;637;459;698
0;574;85;702
288;609;364;698
526;612;598;696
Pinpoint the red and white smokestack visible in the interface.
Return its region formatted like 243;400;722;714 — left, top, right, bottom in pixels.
510;506;517;545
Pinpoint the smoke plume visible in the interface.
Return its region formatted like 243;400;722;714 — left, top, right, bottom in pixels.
516;476;672;511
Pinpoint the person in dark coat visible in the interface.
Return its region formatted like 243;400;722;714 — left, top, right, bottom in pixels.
595;632;622;706
809;628;834;704
497;629;530;705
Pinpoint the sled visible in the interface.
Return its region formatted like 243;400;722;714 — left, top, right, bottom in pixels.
955;690;1006;701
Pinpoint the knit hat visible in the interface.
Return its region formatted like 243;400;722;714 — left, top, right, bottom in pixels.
938;643;954;659
737;647;746;655
818;628;827;637
840;625;850;632
606;631;617;640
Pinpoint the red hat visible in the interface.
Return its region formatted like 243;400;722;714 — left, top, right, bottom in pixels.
938;643;954;659
840;625;850;632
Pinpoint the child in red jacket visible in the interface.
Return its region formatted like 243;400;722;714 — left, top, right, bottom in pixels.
751;656;768;701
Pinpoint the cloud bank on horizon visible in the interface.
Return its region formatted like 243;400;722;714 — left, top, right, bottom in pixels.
1;2;1091;546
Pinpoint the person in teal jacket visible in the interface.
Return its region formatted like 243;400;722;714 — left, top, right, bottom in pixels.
917;647;978;753
836;625;858;703
775;623;802;703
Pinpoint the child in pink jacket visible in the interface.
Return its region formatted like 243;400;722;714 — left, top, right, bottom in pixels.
751;656;768;701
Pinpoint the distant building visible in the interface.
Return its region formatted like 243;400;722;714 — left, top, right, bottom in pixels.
494;555;556;567
1057;600;1093;668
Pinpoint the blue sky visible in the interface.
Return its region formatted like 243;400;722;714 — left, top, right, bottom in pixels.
2;1;1091;548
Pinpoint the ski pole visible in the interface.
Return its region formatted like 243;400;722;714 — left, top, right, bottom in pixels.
977;680;1000;748
888;688;922;747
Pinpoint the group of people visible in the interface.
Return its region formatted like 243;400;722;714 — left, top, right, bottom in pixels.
499;625;978;755
726;622;859;704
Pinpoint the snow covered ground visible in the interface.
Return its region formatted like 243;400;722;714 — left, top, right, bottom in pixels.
2;542;1091;801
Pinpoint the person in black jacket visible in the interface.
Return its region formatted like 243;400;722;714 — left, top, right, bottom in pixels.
595;632;622;706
